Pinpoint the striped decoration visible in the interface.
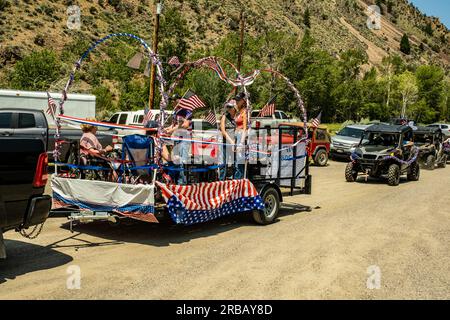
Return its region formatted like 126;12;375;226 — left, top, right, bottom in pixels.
156;179;264;225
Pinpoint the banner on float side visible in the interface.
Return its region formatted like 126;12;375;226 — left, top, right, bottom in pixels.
51;176;157;223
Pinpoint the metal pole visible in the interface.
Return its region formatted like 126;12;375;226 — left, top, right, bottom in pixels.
237;9;245;73
149;1;161;110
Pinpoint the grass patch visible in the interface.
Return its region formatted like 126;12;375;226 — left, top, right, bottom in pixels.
323;123;343;135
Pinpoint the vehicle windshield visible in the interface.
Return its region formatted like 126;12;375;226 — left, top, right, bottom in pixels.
361;132;399;147
336;127;363;138
414;133;433;144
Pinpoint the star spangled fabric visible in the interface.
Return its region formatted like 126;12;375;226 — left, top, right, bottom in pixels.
203;110;217;126
143;107;153;124
177;89;206;111
46;92;57;116
168;56;180;67
156;179;265;225
311;111;322;128
258;96;276;117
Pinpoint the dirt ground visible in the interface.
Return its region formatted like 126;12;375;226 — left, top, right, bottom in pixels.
1;161;449;299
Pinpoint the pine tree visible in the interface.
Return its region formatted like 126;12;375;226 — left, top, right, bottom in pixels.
400;34;411;55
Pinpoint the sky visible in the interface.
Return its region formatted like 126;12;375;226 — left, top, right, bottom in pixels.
409;0;450;28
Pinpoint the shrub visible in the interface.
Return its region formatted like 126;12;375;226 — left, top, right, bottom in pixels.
10;50;61;91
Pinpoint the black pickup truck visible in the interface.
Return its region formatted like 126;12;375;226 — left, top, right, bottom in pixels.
0;109;52;258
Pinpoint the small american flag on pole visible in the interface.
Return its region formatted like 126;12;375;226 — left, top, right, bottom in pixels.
258;96;276;117
46;92;57;116
311;111;322;128
168;56;180;67
177;89;206;112
203;111;217;126
143;107;153;124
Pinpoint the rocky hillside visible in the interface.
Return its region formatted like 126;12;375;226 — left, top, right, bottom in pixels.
1;0;449;66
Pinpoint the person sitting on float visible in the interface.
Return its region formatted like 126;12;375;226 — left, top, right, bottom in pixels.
80;118;113;157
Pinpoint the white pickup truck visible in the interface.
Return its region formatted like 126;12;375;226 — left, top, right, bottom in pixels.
250;110;298;128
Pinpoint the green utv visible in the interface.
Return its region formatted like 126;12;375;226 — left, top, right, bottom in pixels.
345;124;420;186
412;126;447;170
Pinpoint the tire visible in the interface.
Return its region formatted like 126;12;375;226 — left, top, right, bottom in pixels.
387;163;401;186
314;149;328;167
438;155;447;168
345;162;358;182
252;187;280;225
407;161;420;181
426;154;435;170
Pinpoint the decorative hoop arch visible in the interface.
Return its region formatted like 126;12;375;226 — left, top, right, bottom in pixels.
51;33;168;162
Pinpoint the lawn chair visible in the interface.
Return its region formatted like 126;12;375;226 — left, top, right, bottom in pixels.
120;134;155;184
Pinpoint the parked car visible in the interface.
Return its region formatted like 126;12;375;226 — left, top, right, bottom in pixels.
279;122;331;166
330;124;370;160
0;109;52;258
426;123;450;137
345;124;420;186
108;110;173;148
251;110;298;129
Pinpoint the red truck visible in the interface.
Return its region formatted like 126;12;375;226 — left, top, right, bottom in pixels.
279;122;331;166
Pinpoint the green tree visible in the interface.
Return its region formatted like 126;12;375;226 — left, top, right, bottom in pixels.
415;65;445;121
10;50;61;91
400;34;411;55
396;71;418;118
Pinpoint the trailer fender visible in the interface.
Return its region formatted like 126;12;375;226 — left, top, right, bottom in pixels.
255;182;283;203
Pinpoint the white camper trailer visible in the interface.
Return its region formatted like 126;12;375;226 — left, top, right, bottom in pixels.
0;89;96;127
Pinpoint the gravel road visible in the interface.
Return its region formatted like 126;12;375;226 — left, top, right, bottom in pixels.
1;161;449;299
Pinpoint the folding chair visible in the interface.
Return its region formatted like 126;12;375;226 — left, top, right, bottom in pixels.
120;134;155;184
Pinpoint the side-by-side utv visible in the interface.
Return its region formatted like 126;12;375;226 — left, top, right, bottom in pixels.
345;124;420;186
413;126;447;169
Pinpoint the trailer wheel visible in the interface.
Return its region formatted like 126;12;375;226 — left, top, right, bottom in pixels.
252;187;280;225
387;164;400;186
314;149;328;167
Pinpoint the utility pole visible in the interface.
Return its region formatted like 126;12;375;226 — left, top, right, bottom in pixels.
237;9;245;73
149;1;161;110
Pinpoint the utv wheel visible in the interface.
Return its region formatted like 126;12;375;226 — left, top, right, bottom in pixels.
387;164;401;186
407;161;420;181
345;162;358;182
438;155;447;168
426;155;435;170
314;149;328;167
252;187;280;225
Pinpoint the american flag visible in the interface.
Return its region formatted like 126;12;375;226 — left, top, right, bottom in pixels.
46;92;57;116
258;96;276;117
203;111;217;126
143;107;153;124
156;179;265;225
311;111;322;128
168;56;180;67
177;89;206;112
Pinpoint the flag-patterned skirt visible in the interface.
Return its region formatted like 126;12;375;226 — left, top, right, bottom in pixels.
156;179;265;225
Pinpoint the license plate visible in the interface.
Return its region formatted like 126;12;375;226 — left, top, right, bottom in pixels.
336;149;344;153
